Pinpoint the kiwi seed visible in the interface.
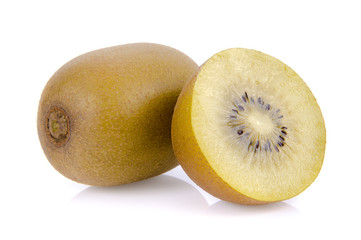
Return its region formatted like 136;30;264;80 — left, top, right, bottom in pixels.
228;91;288;154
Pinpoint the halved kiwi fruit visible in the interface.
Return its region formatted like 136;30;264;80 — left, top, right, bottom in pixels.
38;43;198;186
171;48;326;204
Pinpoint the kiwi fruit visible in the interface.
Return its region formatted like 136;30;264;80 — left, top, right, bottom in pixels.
171;48;326;204
37;43;198;186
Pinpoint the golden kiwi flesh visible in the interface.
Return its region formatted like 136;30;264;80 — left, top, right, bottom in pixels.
172;48;326;204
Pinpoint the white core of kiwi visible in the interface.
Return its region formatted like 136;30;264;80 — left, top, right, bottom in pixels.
191;48;325;202
227;91;288;154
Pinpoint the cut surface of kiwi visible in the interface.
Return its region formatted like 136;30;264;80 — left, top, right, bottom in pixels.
38;43;198;186
172;48;326;204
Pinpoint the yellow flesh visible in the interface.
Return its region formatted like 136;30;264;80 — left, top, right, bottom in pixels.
191;49;325;202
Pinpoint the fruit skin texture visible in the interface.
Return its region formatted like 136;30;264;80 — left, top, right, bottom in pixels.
172;72;266;205
38;43;198;186
171;48;326;205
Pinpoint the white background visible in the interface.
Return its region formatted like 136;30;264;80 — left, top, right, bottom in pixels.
1;0;360;239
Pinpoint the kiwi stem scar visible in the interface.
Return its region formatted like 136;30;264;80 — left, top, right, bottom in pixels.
228;91;288;153
45;106;70;147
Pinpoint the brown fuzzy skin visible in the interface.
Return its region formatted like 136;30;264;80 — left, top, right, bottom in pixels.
38;43;198;186
172;72;268;205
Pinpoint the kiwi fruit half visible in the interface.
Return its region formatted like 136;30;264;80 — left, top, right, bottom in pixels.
172;48;326;204
38;43;198;186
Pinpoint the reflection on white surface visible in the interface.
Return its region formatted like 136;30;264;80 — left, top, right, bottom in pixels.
208;199;299;216
71;175;209;214
71;174;299;216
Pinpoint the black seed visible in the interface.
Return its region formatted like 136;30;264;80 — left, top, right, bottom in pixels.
242;96;247;103
238;105;245;111
279;135;285;141
266;104;270;110
237;129;244;135
230;115;237;119
274;145;279;152
244;92;249;101
232;109;238;114
258;97;262;105
282;126;288;130
281;130;287;135
278;142;284;147
248;141;253;151
255;140;260;149
264;144;268;151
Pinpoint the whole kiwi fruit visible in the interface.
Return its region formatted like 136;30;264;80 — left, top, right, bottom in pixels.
38;43;198;186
